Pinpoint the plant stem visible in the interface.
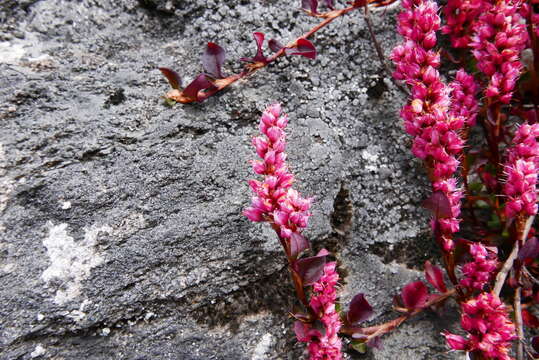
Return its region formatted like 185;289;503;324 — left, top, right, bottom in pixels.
340;288;457;340
270;224;312;311
493;216;535;296
514;286;524;360
167;5;362;103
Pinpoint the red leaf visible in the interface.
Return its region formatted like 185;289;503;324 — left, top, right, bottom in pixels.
290;232;310;258
401;281;429;310
201;42;226;79
268;39;284;53
532;336;539;353
286;38;317;59
523;309;539;328
325;0;335;9
294;321;311;342
158;67;182;89
518;237;539;264
182;74;216;102
347;293;374;325
294;252;327;285
240;32;268;63
367;336;382;349
424;261;447;293
422;191;452;218
301;0;318;13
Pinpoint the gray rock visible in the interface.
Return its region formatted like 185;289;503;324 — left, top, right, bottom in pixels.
0;0;458;359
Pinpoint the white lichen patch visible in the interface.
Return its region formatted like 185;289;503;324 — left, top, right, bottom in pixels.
251;333;273;360
42;222;111;304
30;344;46;358
60;200;72;209
0;41;25;64
67;299;92;322
361;147;380;172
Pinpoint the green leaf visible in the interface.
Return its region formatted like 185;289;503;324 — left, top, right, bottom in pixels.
487;213;501;229
164;98;176;107
466;57;479;74
351;340;367;353
469;182;484;194
474;199;489;209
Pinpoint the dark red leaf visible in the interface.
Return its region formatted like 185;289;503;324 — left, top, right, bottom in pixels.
201;42;226;79
301;0;318;13
523;309;539;328
401;281;429;310
424;261;447;293
347;293;374;325
268;39;284;53
240;32;268;63
286;38;317;59
367;336;382;349
294;252;327;286
182;74;216;102
252;32;266;61
532;336;539;353
294;321;311;342
290;232;310;258
422;191;452;218
325;0;335;9
159;67;182;90
518;237;539;264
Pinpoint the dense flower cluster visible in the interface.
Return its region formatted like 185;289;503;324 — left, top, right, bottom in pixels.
444;293;516;360
469;0;528;104
244;104;313;249
299;262;342;360
443;0;489;48
449;69;480;127
460;243;498;291
391;0;464;251
503;123;539;218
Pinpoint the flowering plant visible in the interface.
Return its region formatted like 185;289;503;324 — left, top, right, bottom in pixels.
161;0;539;358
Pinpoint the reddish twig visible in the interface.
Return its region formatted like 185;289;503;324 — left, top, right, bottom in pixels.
166;4;363;104
340;288;457;341
514;286;524;360
493;215;535;296
363;3;409;95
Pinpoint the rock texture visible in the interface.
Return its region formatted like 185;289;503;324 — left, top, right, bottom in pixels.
0;0;458;359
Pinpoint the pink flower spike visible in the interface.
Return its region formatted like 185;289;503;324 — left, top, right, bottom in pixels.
460;243;498;291
445;293;516;359
391;0;465;254
469;0;528;103
503;123;539;218
244;103;314;268
298;261;343;359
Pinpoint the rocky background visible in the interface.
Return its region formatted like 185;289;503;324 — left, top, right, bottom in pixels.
0;1;460;359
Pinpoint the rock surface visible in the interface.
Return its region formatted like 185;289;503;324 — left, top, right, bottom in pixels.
0;0;459;359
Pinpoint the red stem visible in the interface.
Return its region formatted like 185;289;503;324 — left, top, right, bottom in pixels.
166;5;362;103
340;288;456;340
